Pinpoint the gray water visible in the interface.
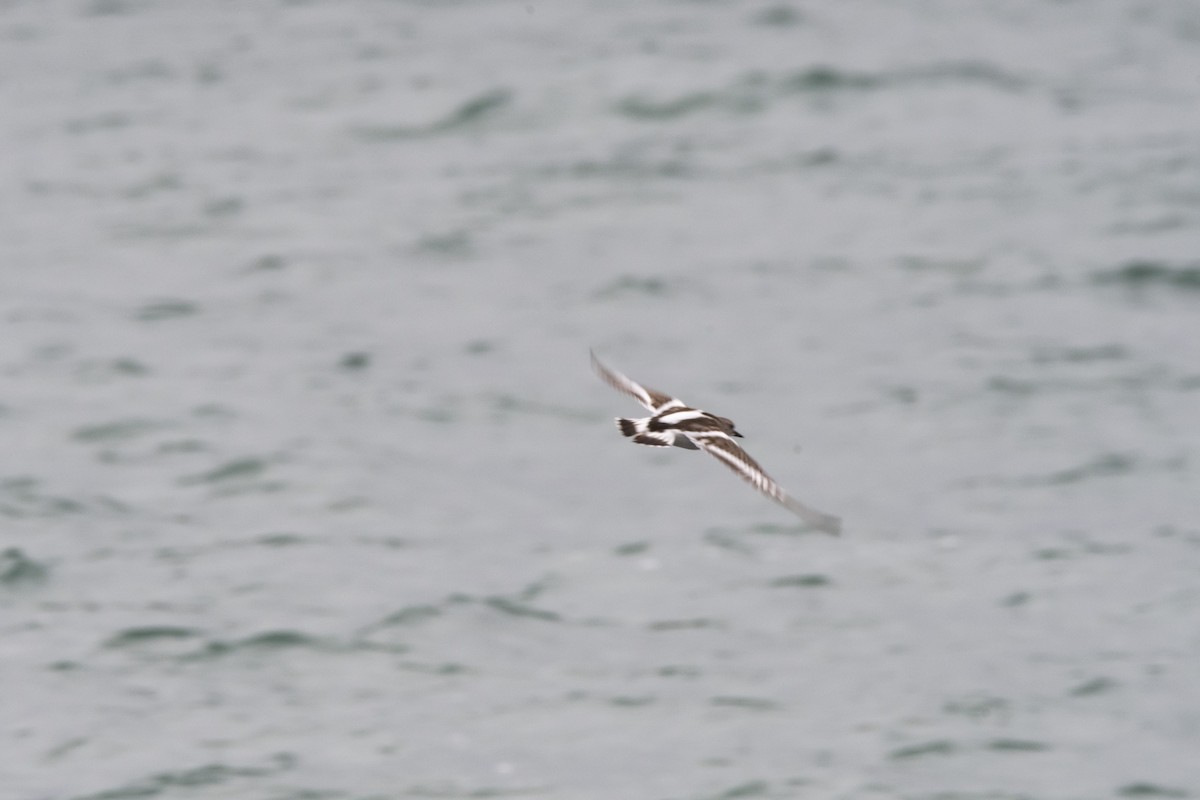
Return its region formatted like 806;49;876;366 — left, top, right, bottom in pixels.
3;1;1200;798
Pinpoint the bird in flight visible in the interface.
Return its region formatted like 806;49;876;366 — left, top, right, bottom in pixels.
590;350;841;535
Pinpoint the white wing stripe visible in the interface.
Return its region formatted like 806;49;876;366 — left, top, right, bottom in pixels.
685;430;735;441
702;442;772;487
656;409;709;425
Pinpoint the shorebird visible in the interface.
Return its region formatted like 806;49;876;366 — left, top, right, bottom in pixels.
591;350;841;535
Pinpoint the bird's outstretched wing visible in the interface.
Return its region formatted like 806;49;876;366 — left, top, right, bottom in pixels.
688;431;841;535
590;350;685;413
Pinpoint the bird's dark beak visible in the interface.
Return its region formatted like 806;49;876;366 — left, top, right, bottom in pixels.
733;430;744;438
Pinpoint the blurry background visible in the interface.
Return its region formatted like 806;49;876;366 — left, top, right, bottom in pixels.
2;1;1199;798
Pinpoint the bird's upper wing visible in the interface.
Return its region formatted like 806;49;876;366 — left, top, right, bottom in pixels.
590;350;684;413
688;431;842;535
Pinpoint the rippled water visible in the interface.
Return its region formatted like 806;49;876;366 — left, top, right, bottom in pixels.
3;1;1200;798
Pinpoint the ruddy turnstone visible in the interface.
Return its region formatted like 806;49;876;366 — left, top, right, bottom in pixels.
591;350;841;535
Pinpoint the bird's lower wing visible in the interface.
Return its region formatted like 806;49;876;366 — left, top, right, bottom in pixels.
692;433;842;535
590;350;684;413
631;432;674;447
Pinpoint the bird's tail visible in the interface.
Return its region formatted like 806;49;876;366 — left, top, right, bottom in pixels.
616;417;647;437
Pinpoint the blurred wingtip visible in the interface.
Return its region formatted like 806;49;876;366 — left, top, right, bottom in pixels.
783;497;842;536
820;515;843;536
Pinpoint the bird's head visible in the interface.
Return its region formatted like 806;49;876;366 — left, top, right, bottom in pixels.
717;416;744;437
